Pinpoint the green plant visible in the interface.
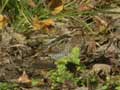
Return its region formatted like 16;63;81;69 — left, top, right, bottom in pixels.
99;75;120;90
49;47;85;88
116;85;120;90
0;82;19;90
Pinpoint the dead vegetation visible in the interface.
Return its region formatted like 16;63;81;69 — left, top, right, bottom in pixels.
0;0;120;90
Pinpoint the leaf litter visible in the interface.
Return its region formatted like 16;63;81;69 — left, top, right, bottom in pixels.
0;0;120;90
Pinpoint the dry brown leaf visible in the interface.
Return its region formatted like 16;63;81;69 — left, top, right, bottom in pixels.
87;40;96;54
78;4;93;11
47;0;62;9
0;14;8;29
32;16;44;30
94;16;108;32
46;0;64;15
28;0;37;8
42;19;55;26
32;16;55;30
94;16;108;27
17;71;31;87
91;64;111;75
52;4;64;15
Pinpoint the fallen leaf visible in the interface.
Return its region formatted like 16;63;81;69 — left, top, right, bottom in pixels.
28;0;37;8
47;0;62;9
42;19;55;26
52;4;64;15
0;14;8;29
78;4;93;11
87;39;96;54
94;16;108;27
32;16;55;30
32;16;44;30
94;16;108;33
91;64;111;75
46;0;64;15
17;71;31;87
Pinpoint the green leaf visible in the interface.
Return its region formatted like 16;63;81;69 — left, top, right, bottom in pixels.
71;47;80;58
70;47;80;65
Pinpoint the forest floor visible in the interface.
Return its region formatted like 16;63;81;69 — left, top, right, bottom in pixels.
0;0;120;90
